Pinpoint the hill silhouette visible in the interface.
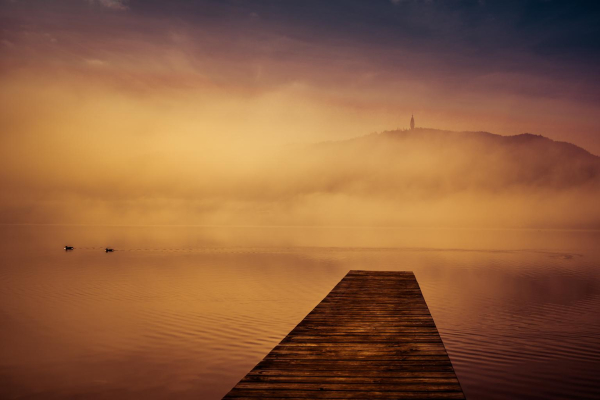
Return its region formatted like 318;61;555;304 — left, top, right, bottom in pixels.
302;128;600;193
248;127;600;228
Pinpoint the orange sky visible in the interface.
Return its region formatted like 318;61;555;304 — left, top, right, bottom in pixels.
1;0;599;227
2;1;599;150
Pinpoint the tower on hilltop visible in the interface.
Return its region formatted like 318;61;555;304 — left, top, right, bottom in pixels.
410;114;415;130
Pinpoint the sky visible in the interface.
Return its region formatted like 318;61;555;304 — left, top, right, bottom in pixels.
1;0;599;226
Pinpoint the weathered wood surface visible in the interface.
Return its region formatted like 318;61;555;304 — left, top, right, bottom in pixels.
223;270;464;399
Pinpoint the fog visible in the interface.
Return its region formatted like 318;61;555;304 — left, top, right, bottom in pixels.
2;0;600;230
1;72;598;229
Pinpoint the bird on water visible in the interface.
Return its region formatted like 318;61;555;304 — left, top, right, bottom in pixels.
105;248;114;252
64;246;74;250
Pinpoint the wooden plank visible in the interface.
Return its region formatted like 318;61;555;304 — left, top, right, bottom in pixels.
222;270;465;399
226;390;465;399
246;371;458;378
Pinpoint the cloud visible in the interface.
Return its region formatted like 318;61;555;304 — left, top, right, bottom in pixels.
88;0;129;11
390;0;432;4
84;58;108;67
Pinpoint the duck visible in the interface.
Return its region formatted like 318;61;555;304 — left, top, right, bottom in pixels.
105;248;114;252
64;246;74;250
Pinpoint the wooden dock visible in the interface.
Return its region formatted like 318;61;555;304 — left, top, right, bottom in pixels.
223;270;465;399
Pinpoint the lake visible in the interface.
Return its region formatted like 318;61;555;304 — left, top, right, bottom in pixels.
1;225;599;399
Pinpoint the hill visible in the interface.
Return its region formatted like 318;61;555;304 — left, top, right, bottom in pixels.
302;128;600;193
2;127;598;228
256;128;600;228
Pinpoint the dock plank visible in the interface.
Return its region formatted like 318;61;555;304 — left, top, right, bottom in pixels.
222;270;464;399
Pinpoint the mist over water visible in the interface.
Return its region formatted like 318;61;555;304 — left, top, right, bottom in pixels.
2;126;599;229
1;225;599;399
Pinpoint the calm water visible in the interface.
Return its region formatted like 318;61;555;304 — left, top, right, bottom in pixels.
1;225;599;399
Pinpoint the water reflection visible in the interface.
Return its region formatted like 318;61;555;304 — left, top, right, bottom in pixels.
0;226;599;399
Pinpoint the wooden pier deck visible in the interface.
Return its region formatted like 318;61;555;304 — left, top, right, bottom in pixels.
223;270;465;399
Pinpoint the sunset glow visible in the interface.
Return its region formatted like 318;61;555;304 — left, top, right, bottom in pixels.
1;1;599;227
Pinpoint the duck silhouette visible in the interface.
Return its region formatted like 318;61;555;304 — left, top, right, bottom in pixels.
64;246;74;251
105;248;114;252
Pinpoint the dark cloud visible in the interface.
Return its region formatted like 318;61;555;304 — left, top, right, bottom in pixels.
121;1;600;99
